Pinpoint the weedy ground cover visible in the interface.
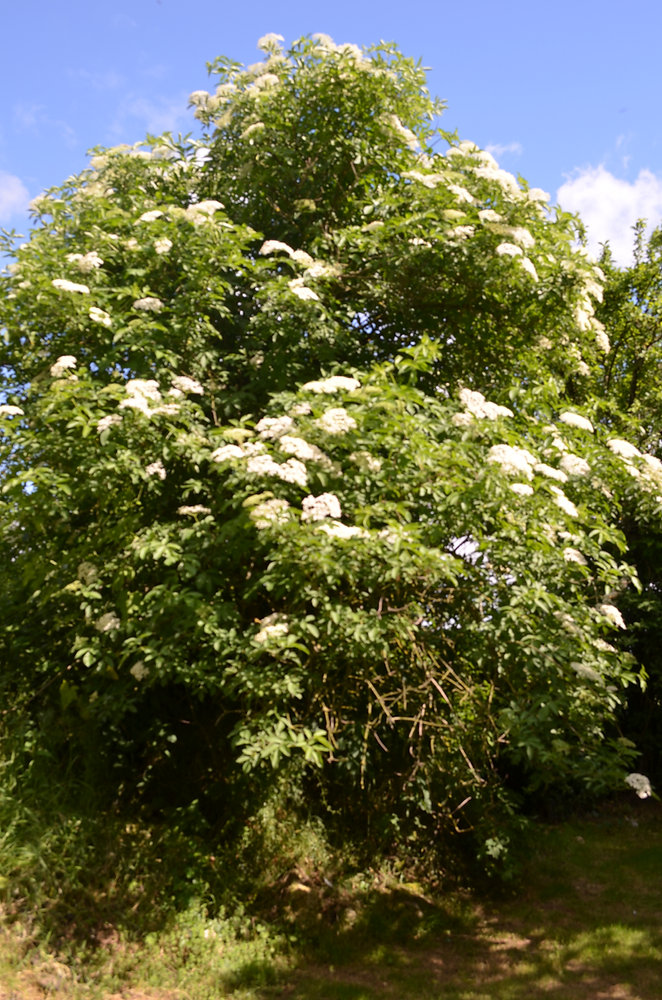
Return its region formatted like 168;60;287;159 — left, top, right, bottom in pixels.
0;797;660;999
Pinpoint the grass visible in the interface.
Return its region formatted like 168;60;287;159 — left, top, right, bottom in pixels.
1;797;661;999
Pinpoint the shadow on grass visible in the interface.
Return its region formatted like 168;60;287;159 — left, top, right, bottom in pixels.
251;799;662;1000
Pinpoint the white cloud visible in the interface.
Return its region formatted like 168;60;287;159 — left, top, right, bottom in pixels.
0;171;30;222
486;141;523;159
557;165;662;266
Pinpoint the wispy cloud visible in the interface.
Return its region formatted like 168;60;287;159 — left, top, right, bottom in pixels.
68;68;126;91
13;102;77;147
486;141;523;159
0;171;30;222
110;94;187;138
557;165;662;266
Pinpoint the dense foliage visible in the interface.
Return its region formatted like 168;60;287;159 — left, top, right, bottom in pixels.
0;34;658;884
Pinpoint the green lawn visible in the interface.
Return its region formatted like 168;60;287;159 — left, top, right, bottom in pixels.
2;799;661;999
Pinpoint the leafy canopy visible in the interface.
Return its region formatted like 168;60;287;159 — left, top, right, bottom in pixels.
0;33;655;870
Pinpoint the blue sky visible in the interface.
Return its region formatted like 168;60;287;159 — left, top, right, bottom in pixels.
2;0;662;264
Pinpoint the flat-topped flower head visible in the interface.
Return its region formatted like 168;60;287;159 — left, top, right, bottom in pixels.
250;498;290;529
288;278;319;301
625;773;652;799
459;388;513;420
211;443;245;462
67;250;104;272
563;547;587;565
50;355;77;377
315;407;357;435
171;375;204;395
97;414;121;433
597;603;626;629
89;307;112;327
301;492;342;521
136;209;164;223
52;278;90;294
145;460;166;480
550;486;579;518
559;412;594;433
301;375;360;394
559;454;590;477
95;612;120;633
256;415;293;439
487;444;536;479
607;438;641;460
534;463;568;484
133;297;164;312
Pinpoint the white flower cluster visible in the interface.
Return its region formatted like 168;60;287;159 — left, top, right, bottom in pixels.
256;415;294;439
254;613;289;643
534;463;568;484
301;375;361;394
559;411;594;433
119;379;180;419
301;492;342;521
625;773;653;799
184;200;224;224
571;661;602;683
559;453;590;477
0;404;23;416
77;561;98;585
259;239;313;265
447;183;474;204
278;435;331;466
250;498;290;529
487;444;537;479
318;522;367;539
154;237;173;255
597;603;626;629
136;209;164;223
210;443;246;462
315;407;357;435
550;485;579;518
145;460;166;480
52;278;90;294
171;375;204;395
50;355;77;377
510;483;534;497
89;306;112;327
67;250;104;273
350;450;382;472
607;438;640;460
130;661;149;681
95;612;120;633
246;453;308;487
402;170;445;189
177;504;212;517
97;414;122;434
288;277;319;302
458;387;513;421
595;329;611;354
383;113;418;150
563;547;587;565
487;224;535;249
133;297;164;312
257;32;285;52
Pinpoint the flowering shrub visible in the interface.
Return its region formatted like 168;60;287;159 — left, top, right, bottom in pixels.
0;34;654;873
